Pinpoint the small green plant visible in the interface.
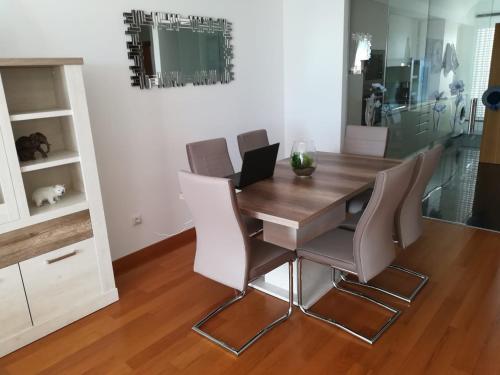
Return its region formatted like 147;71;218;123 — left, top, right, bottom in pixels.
291;152;314;169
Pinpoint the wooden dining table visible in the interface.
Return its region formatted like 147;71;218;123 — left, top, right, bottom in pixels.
237;152;401;307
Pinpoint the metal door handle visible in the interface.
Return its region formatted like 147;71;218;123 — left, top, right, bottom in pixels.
468;98;478;134
46;250;78;264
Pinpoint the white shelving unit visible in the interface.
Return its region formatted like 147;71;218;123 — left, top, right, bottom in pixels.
9;109;73;122
0;58;118;357
0;128;19;225
20;150;80;172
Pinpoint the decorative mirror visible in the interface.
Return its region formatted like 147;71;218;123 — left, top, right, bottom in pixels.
123;10;234;89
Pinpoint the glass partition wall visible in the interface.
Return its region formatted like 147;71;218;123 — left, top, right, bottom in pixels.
348;0;500;230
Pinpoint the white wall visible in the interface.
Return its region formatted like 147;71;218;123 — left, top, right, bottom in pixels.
283;0;349;154
0;0;285;259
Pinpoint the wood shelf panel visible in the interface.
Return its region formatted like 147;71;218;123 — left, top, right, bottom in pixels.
20;151;80;173
29;191;88;219
0;58;83;67
0;210;93;269
9;109;72;122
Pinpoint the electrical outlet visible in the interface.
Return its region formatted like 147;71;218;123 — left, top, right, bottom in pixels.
133;214;143;226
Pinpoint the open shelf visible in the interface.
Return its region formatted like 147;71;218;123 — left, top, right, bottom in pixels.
9;109;73;122
28;190;88;218
0;66;70;115
12;116;80;169
21;163;87;218
20;151;80;173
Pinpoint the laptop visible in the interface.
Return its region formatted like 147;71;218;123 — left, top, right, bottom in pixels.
227;143;280;189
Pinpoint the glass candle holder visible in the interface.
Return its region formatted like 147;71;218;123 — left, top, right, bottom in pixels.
290;140;317;177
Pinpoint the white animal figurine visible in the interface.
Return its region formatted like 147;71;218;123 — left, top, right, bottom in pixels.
32;185;66;207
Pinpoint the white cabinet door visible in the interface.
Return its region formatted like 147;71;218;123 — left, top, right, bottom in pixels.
19;238;101;325
0;129;19;225
0;264;32;339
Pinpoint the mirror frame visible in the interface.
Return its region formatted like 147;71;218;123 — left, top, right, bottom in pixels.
123;10;234;89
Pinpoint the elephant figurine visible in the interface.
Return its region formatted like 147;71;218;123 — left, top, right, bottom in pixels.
16;132;51;162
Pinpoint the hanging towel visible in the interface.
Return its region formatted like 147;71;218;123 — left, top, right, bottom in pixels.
404;37;412;61
442;43;459;76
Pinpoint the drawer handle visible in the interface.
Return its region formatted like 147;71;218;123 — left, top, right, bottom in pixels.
46;250;79;264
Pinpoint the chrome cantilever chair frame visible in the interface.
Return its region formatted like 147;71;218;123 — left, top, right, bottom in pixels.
192;261;294;356
339;264;428;304
297;257;401;345
337;224;429;304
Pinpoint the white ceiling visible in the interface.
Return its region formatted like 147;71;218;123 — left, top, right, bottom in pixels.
373;0;500;23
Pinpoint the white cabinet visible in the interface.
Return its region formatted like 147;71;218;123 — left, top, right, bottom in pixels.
0;129;19;225
20;238;101;325
0;265;32;338
0;59;118;357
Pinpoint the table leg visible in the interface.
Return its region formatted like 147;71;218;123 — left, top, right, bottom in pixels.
250;204;346;308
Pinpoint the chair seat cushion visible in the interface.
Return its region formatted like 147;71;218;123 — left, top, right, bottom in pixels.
339;211;363;231
248;239;296;281
297;228;357;273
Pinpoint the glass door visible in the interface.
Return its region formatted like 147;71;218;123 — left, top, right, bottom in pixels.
347;0;500;231
423;1;500;230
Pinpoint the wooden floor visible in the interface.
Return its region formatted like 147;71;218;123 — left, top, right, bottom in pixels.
1;219;499;374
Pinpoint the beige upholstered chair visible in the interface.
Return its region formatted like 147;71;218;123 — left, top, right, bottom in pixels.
178;171;296;356
343;125;390;214
297;157;417;344
186;138;234;178
343;125;389;157
396;144;444;248
340;145;443;303
237;129;270;159
186;137;263;236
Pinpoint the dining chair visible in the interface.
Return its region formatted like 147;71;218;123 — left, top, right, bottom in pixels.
178;171;296;356
296;157;417;344
340;145;443;303
186;138;235;178
343;125;390;213
237;129;269;159
186;137;263;236
343;125;389;157
396;144;444;248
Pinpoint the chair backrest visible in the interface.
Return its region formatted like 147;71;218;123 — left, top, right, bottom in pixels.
353;157;417;283
343;125;389;157
237;129;270;159
396;144;444;249
178;171;249;291
186;138;234;177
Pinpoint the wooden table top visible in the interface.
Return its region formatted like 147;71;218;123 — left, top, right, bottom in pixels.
237;152;401;229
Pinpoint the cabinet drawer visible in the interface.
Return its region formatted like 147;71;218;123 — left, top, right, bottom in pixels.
0;264;32;339
19;238;101;325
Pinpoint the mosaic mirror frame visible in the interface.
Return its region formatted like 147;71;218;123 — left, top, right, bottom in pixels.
123;10;234;89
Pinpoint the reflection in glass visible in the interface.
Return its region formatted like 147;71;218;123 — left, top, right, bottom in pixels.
351;33;373;74
347;0;500;157
347;0;500;231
